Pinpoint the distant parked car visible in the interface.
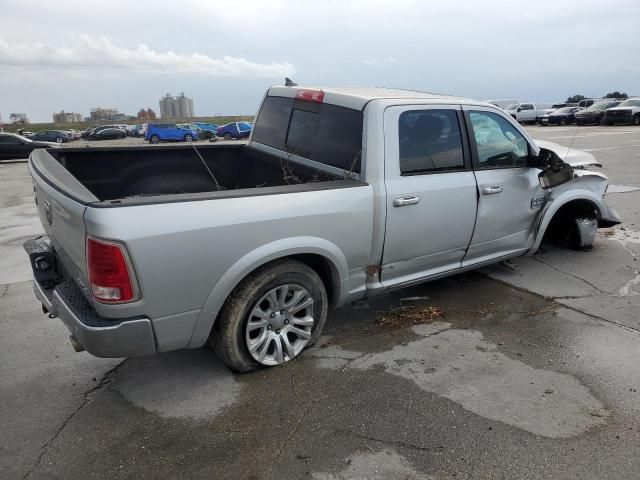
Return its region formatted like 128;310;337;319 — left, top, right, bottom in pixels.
602;98;640;126
503;103;554;124
216;122;252;140
193;122;219;132
538;107;583;126
177;123;213;140
30;130;73;143
87;128;127;140
133;123;148;137
124;125;138;136
575;101;621;125
0;132;60;160
145;123;199;144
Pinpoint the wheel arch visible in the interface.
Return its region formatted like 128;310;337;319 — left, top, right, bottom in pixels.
529;188;606;254
187;237;350;348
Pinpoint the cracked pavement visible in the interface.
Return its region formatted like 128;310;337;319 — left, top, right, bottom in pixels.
1;125;640;479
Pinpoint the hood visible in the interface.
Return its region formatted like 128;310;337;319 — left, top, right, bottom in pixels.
605;107;631;112
534;140;602;168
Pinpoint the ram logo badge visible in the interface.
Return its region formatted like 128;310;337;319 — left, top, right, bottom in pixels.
44;200;53;225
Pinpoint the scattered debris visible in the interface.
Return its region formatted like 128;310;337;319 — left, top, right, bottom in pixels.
281;159;302;184
376;305;445;328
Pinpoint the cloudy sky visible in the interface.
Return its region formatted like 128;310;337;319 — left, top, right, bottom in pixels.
0;0;638;122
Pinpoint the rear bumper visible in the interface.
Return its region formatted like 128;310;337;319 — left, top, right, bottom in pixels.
26;237;156;358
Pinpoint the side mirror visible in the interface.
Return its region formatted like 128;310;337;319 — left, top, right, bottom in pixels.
529;147;574;189
517;107;522;112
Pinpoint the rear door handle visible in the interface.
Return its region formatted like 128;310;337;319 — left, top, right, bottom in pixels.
393;195;421;207
481;186;503;195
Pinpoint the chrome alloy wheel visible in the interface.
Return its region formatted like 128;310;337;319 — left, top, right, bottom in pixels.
245;284;314;366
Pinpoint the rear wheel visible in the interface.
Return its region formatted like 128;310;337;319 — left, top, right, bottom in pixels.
55;136;63;143
633;114;640;126
224;133;233;141
211;259;328;372
149;134;160;144
184;134;193;142
560;117;567;126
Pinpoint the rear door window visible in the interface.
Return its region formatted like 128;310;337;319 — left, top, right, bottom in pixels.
398;109;465;174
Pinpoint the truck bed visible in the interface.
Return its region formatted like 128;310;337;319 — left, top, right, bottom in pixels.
35;143;358;206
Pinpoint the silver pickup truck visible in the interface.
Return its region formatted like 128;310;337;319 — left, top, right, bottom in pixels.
24;86;620;372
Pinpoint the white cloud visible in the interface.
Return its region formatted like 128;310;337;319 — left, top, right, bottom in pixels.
0;35;295;78
362;57;397;67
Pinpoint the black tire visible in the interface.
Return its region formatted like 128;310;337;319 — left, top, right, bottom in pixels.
633;114;640;126
560;117;567;126
211;259;328;372
149;134;160;144
184;134;193;142
224;133;233;141
55;136;63;144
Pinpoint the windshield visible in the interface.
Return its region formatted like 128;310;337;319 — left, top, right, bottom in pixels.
587;103;609;111
618;99;640;107
505;103;519;110
554;107;574;113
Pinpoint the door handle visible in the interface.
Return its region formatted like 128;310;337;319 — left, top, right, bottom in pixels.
481;186;503;195
393;195;420;207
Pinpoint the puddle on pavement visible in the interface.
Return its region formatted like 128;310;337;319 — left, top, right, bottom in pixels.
311;449;433;480
313;322;608;438
111;349;241;420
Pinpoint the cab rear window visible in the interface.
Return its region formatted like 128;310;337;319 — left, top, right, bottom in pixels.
252;95;363;173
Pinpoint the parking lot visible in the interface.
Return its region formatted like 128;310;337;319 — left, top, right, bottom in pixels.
1;125;639;479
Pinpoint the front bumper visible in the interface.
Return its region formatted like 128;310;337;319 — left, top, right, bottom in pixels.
25;237;156;358
598;206;622;228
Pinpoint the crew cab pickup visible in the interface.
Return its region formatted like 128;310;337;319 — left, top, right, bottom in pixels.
24;86;621;372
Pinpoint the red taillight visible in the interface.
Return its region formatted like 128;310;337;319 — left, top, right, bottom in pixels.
87;238;135;303
295;89;324;103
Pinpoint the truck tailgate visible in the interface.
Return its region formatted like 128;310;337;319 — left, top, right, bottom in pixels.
29;149;100;292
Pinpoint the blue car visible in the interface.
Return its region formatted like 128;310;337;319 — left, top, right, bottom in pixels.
216;122;252;140
193;122;218;132
145;123;199;144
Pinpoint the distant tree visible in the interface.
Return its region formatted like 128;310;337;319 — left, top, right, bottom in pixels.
147;108;157;120
605;91;628;99
566;94;585;103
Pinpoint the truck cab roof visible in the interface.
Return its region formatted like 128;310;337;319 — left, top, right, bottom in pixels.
267;86;483;110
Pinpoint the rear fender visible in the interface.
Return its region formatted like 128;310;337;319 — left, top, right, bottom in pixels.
187;237;349;348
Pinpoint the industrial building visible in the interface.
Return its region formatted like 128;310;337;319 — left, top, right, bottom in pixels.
89;107;128;122
10;113;29;124
52;111;83;123
159;92;194;119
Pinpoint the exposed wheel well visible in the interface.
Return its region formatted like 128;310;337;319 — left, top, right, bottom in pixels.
290;253;340;307
542;199;600;245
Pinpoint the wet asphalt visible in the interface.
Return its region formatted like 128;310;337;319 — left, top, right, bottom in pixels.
1;126;639;479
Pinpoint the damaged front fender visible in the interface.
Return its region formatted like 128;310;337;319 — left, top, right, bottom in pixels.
528;171;621;254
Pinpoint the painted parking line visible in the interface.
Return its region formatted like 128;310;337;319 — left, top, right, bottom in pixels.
547;131;640;140
607;184;640;194
582;147;623;152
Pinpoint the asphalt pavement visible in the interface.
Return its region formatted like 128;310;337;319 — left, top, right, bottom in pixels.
1;125;639;479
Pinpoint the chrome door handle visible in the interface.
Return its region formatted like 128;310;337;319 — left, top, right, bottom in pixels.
481;186;503;195
393;195;421;207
